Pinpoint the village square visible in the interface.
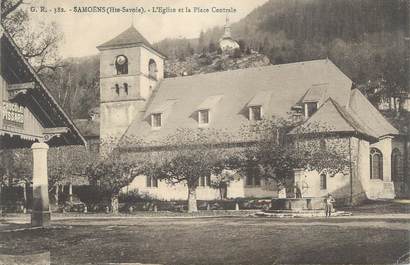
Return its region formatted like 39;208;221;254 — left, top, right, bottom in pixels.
0;0;409;264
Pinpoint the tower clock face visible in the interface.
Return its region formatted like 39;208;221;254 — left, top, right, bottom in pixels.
116;55;127;65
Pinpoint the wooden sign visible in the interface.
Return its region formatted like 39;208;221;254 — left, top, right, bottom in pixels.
2;101;24;128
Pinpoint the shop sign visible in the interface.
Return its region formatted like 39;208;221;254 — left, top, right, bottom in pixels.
2;102;24;128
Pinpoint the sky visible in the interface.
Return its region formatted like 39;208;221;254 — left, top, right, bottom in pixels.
24;0;269;58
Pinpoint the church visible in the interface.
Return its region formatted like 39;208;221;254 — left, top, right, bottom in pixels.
96;24;408;204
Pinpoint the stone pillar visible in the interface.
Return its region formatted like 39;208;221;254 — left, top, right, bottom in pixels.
23;181;27;212
31;142;50;227
69;183;73;203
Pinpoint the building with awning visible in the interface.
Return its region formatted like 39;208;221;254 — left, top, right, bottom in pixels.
0;25;86;227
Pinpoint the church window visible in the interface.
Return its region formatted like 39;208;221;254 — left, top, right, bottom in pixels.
115;84;120;95
148;59;157;80
246;175;253;186
254;175;261;186
198;109;209;125
249;105;262;121
199;176;211;187
391;149;403;182
146;176;158;188
320;173;327;190
115;55;128;75
246;175;261;187
123;83;128;95
304;102;318;118
151;113;162;128
370;148;383;180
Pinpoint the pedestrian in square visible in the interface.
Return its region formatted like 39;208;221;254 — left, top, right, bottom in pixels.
325;193;335;217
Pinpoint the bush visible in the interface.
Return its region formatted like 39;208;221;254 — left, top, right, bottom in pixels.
119;190;149;204
230;48;242;59
0;186;32;212
73;185;109;209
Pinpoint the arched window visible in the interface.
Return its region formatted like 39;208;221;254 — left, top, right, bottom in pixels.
148;59;157;80
370;148;383;180
115;55;128;75
391;149;403;182
320;173;327;190
115;84;120;95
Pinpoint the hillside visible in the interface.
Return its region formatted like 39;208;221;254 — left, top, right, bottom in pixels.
165;50;270;77
158;0;408;87
44;0;408;120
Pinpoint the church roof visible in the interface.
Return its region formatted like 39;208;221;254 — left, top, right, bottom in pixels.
97;26;165;58
289;97;376;140
289;89;400;140
120;59;362;146
348;89;399;137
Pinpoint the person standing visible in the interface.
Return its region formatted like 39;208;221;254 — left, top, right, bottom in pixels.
325;193;335;217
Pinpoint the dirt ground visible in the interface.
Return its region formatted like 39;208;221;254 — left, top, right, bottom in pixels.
0;216;409;265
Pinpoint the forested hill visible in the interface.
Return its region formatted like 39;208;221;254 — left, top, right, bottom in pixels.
158;0;408;86
47;0;409;119
237;0;407;43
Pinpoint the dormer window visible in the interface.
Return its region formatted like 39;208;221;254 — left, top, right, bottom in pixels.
151;113;162;128
302;84;327;118
247;91;272;121
249;105;262;121
196;95;223;126
148;99;177;129
304;102;318;118
115;55;128;75
198;109;209;125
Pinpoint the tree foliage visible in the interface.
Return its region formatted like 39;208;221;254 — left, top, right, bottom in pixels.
85;140;146;213
1;0;64;74
145;128;233;212
231;118;350;190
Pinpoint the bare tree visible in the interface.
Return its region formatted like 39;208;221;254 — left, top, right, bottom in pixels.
1;0;64;73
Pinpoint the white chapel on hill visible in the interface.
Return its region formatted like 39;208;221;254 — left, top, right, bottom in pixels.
96;25;408;203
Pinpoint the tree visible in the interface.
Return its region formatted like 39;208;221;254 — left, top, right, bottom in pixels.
208;41;217;53
47;145;95;207
1;0;64;74
0;148;32;213
231;48;242;59
85;140;146;214
238;39;246;52
1;0;23;18
209;171;239;200
145;129;232;212
198;30;205;52
232;118;350;195
0;149;32;194
0;145;94;210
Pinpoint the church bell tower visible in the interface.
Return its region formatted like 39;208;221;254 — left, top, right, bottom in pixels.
97;25;165;150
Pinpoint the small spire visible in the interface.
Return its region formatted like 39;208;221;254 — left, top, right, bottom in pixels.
223;14;232;38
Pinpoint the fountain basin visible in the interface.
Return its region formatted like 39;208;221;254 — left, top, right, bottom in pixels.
270;197;325;211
